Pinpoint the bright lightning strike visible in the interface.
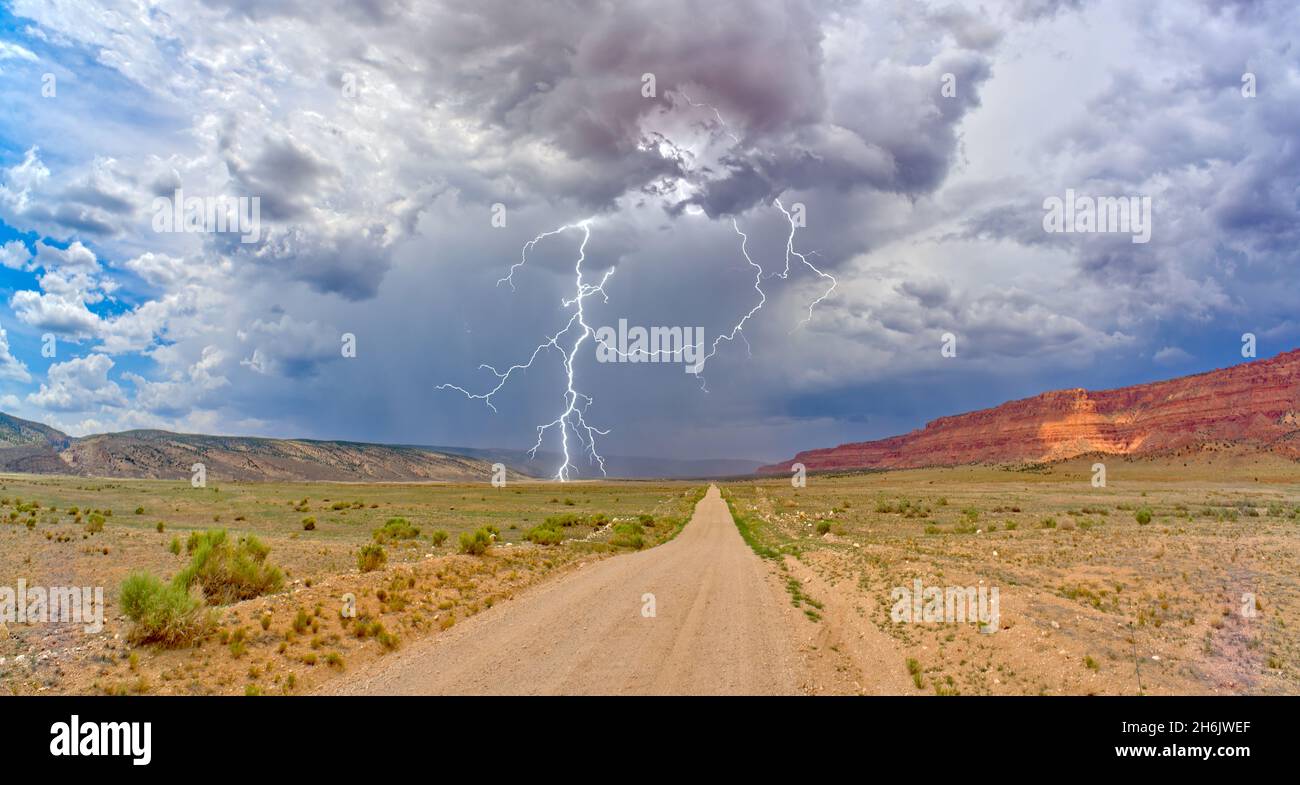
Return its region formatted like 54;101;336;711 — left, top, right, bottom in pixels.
689;217;766;390
774;197;837;329
438;220;614;481
441;90;838;482
588;200;835;389
581;215;763;391
670;88;836;350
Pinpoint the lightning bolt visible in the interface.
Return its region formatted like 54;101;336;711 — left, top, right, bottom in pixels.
440;89;838;482
675;89;741;146
669;88;836;358
438;220;613;481
581;215;761;391
774;197;837;329
689;217;765;389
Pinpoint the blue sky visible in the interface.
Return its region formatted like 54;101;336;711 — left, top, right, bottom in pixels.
0;0;1297;470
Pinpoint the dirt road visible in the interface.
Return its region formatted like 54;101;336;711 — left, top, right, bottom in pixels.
325;485;806;695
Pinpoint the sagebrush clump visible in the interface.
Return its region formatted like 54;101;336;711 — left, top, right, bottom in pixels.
174;530;284;604
119;572;211;646
525;520;565;545
373;517;420;543
610;521;645;549
357;543;387;572
458;527;494;555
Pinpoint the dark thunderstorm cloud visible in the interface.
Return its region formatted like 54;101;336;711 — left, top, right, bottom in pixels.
0;0;1297;466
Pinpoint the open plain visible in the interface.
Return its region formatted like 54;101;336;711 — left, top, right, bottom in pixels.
2;450;1297;696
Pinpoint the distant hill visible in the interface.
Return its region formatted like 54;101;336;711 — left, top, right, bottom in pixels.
761;349;1300;474
0;411;71;449
0;413;505;482
429;445;765;479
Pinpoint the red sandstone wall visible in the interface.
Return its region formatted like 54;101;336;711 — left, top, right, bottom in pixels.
759;350;1300;473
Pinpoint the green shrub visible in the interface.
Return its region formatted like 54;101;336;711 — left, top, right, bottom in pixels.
119;572;211;647
815;520;831;535
1135;507;1153;525
135;506;145;515
373;517;420;543
544;513;581;528
357;543;387;572
86;513;105;534
458;528;494;555
155;521;165;533
906;658;924;689
167;536;181;555
729;505;778;559
228;627;247;658
174;530;283;605
610;521;645;549
429;529;449;547
538;513;617;531
302;516;316;530
525;521;565;545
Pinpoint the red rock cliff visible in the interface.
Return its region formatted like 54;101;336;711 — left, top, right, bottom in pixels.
759;349;1300;474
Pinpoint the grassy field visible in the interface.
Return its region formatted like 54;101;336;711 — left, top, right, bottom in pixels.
0;474;703;695
719;451;1300;695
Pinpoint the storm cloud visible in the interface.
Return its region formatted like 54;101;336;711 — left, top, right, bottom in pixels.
0;0;1296;468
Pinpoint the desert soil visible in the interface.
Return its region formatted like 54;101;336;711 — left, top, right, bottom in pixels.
324;485;808;695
